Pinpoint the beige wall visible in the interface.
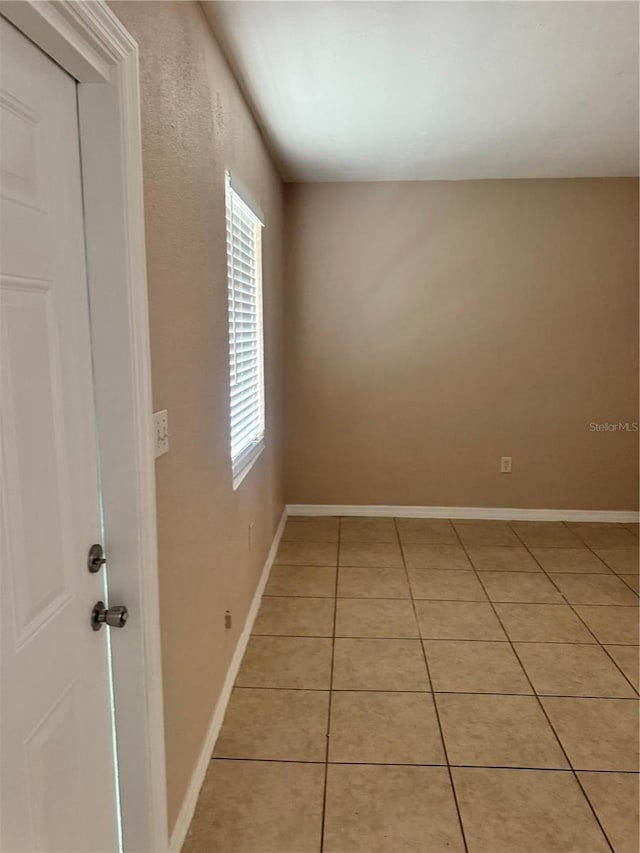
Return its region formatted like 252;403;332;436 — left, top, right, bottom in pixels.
284;179;639;510
111;2;284;835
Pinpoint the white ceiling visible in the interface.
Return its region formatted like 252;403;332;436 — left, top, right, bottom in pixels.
203;1;639;182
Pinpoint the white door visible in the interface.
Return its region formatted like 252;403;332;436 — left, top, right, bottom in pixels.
0;17;121;852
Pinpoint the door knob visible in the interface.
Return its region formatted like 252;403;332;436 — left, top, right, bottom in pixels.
91;601;128;631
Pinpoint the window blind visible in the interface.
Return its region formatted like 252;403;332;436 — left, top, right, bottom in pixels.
225;176;265;481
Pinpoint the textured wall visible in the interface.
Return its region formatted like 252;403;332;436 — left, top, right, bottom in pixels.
284;179;639;510
111;2;284;834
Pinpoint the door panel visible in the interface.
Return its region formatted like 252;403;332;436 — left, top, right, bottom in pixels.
2;281;73;643
0;18;120;852
23;681;84;850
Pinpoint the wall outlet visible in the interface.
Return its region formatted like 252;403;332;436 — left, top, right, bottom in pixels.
500;456;513;473
153;410;169;458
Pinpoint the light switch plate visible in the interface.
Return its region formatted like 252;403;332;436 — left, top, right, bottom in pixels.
154;410;169;458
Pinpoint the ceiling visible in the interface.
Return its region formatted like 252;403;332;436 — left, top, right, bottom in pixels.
203;1;639;182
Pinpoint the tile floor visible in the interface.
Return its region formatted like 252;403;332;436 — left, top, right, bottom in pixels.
183;517;639;853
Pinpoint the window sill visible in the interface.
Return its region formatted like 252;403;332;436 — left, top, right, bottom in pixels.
232;442;265;491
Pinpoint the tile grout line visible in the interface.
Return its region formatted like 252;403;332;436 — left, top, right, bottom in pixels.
617;582;640;601
212;755;640;772
395;517;471;853
265;588;637;603
232;684;639;700
506;525;640;699
318;519;341;853
614;572;640;595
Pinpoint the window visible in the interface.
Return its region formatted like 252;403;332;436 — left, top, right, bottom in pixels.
225;174;265;486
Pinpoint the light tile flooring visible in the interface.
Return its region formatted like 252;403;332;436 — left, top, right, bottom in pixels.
184;518;639;853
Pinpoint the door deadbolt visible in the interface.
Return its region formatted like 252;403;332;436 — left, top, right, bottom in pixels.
88;543;107;573
91;601;129;631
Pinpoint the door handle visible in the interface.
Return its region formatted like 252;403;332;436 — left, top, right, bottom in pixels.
91;601;128;631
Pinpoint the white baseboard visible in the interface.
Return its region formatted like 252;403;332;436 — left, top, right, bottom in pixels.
287;504;639;523
169;509;287;853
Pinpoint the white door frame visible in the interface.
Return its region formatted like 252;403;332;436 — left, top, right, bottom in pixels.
0;2;168;850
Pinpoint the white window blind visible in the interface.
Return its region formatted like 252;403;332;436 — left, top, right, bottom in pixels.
225;175;265;484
